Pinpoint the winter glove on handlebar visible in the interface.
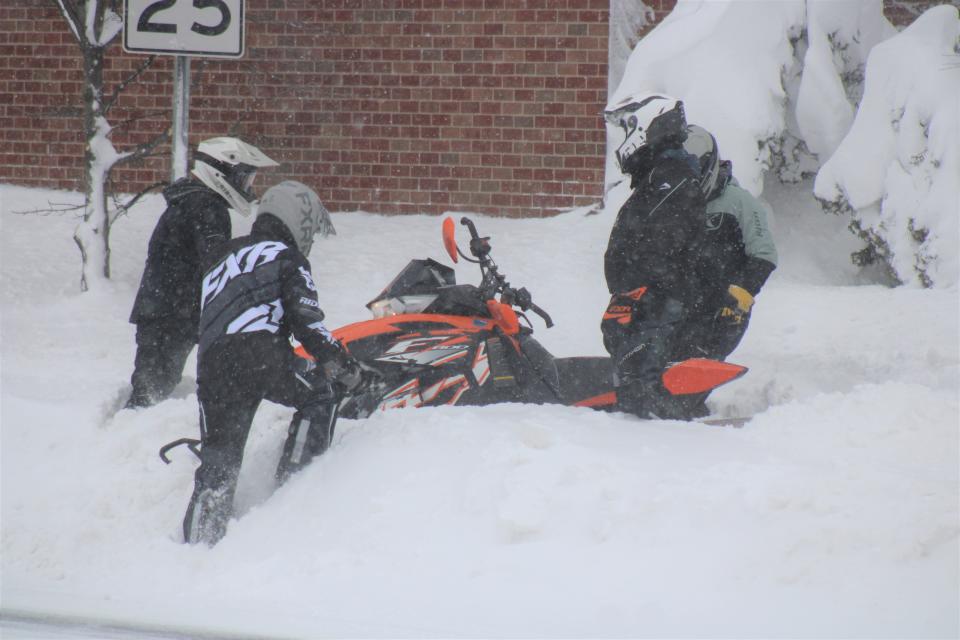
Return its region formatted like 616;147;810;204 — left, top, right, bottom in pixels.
717;284;754;325
325;357;382;396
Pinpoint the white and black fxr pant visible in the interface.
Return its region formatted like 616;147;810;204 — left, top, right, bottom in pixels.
183;342;337;546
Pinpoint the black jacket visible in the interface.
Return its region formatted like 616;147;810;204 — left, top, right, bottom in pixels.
197;215;346;366
129;179;231;326
604;149;706;306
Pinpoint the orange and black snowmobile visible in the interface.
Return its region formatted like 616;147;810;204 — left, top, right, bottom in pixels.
314;217;746;420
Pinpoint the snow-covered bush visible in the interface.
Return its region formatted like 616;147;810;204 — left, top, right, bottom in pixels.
795;2;894;160
814;5;960;288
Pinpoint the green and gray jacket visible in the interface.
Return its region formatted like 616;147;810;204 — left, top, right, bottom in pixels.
696;165;777;310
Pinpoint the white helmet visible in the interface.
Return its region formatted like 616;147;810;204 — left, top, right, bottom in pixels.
605;93;687;176
257;180;334;256
191;137;279;217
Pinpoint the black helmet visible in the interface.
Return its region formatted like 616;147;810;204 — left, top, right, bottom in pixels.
604;93;688;176
682;124;722;200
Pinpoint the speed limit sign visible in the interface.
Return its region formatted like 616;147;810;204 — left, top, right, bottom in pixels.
123;0;244;57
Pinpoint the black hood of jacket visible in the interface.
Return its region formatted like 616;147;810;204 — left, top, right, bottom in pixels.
163;177;221;206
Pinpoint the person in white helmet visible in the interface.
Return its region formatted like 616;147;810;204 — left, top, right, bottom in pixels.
601;93;777;420
126;137;278;409
183;181;371;546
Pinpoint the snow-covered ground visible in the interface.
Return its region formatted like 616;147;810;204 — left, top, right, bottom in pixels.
1;177;957;638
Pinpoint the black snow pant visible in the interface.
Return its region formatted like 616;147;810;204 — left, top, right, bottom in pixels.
183;342;338;546
601;289;750;420
126;318;196;409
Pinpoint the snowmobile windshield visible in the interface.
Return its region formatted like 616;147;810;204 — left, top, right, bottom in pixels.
366;258;456;317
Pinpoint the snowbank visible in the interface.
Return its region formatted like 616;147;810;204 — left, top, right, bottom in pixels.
1;182;958;637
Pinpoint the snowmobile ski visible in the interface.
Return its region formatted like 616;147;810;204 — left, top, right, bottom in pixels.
697;416;752;428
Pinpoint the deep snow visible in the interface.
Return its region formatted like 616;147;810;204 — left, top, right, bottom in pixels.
1;176;958;638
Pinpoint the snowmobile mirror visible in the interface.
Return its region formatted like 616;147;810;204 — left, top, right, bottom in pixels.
442;216;458;263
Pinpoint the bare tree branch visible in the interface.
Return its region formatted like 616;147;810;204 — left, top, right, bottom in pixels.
115;127;174;166
53;0;83;45
13;202;86;216
108;180;167;224
108;109;171;134
103;55;158;115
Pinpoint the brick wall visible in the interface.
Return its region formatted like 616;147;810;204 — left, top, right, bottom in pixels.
0;0;941;217
0;0;610;217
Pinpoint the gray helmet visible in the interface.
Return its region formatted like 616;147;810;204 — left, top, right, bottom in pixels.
257;181;335;256
682;124;721;200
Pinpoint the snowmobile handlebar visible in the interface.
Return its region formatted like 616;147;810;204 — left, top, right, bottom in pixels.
459;217;553;328
460;216;491;260
499;284;553;328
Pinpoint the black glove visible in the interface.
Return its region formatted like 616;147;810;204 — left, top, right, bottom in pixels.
327;357;381;396
716;284;754;325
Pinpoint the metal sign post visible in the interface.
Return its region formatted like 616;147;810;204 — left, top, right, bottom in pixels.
171;56;190;181
122;0;244;180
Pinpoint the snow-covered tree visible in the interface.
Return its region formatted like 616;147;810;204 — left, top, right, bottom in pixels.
55;0;169;291
814;5;960;288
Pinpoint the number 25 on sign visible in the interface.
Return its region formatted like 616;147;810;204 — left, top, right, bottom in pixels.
123;0;244;58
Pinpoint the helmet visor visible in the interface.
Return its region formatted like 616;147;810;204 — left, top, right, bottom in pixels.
231;164;257;197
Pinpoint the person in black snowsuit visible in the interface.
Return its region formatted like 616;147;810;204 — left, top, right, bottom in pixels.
601;94;777;420
183;181;370;547
126;137;277;409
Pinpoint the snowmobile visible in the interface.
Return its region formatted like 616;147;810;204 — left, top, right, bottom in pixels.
306;216;747;420
161;217;749;463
